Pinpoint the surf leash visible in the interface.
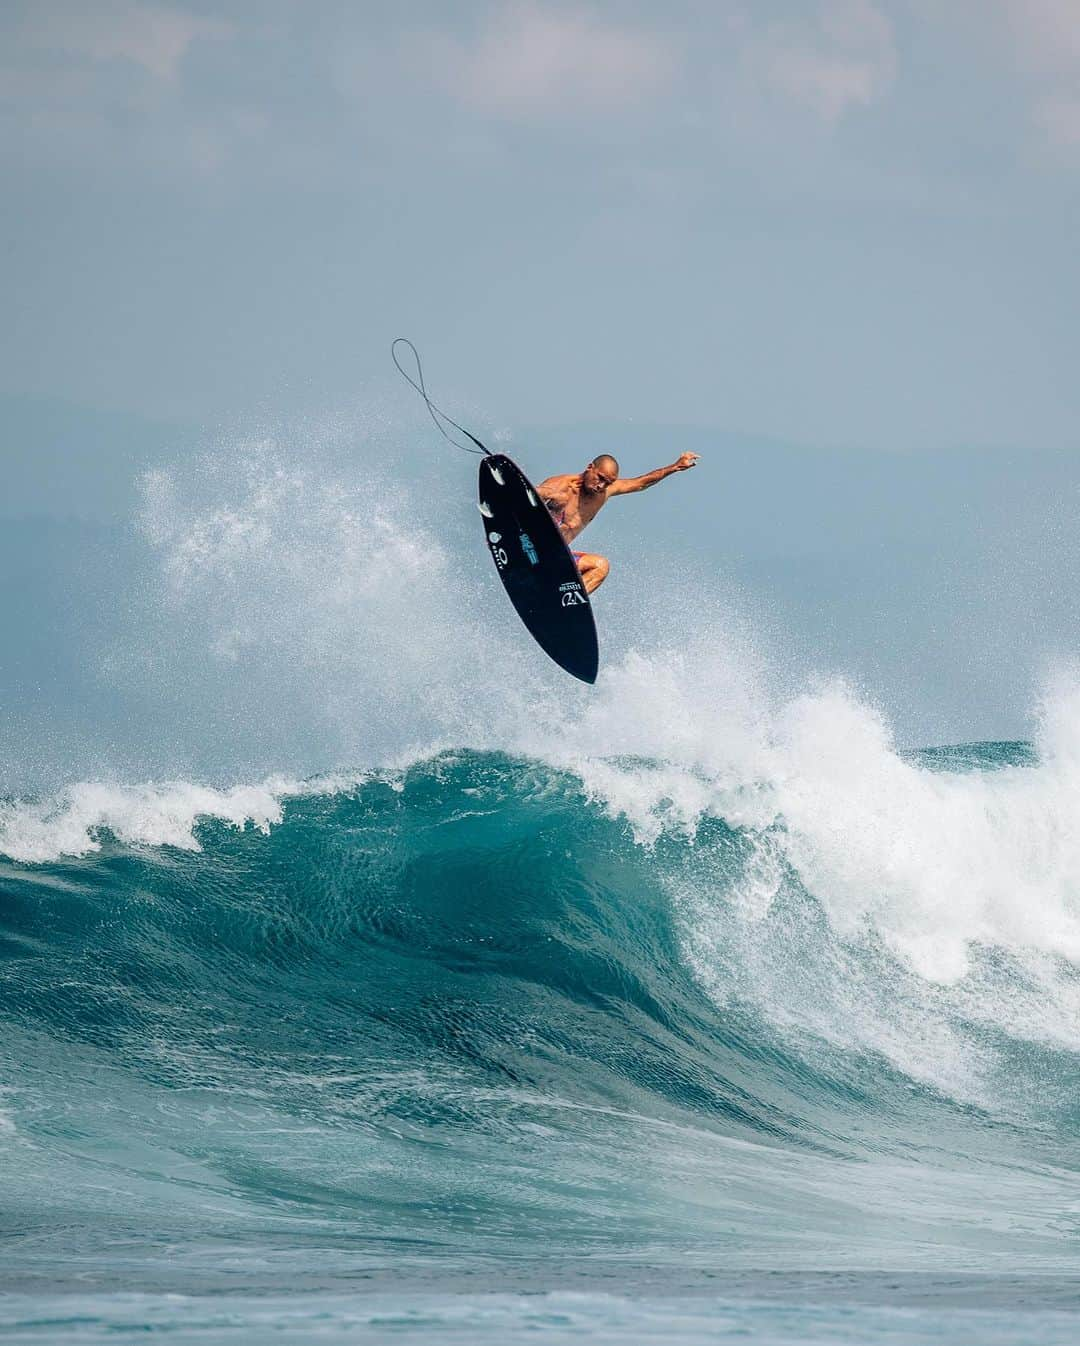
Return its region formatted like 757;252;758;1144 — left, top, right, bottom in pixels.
391;338;491;458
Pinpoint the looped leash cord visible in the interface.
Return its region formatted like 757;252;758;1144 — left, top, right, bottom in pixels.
391;338;491;458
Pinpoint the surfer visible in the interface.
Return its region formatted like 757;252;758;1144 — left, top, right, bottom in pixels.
538;452;700;594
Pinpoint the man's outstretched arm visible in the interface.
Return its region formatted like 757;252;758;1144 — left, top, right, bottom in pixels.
607;453;699;496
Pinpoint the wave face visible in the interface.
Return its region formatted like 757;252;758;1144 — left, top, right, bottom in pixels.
4;735;1080;1308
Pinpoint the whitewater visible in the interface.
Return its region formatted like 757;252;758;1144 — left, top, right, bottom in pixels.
3;430;1080;1343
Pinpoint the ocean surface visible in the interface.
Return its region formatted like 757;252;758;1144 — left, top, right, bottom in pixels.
3;439;1080;1341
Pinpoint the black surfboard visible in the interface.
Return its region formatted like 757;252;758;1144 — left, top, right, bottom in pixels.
478;454;599;684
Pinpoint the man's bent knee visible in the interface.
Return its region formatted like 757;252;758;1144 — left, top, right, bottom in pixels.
579;553;610;595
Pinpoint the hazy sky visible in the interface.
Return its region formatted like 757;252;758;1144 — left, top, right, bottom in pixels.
3;2;1080;771
3;0;1079;451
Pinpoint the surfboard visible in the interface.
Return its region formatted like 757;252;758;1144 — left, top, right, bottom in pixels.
478;454;599;684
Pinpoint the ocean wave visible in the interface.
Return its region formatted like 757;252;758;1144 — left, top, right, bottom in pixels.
2;734;1078;1110
3;742;1080;1283
8;667;1080;992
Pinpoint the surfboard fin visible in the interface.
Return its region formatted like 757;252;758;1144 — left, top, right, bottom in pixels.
489;465;505;486
478;500;494;518
525;487;538;507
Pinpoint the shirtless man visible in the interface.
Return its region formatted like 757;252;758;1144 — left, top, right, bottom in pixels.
538;452;700;594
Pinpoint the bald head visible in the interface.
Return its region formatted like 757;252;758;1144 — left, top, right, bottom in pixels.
581;454;619;497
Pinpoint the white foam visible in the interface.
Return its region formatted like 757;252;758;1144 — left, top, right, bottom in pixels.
508;647;1080;990
0;777;301;864
772;686;1080;981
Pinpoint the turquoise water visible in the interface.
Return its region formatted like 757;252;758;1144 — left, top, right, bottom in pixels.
3;741;1080;1342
